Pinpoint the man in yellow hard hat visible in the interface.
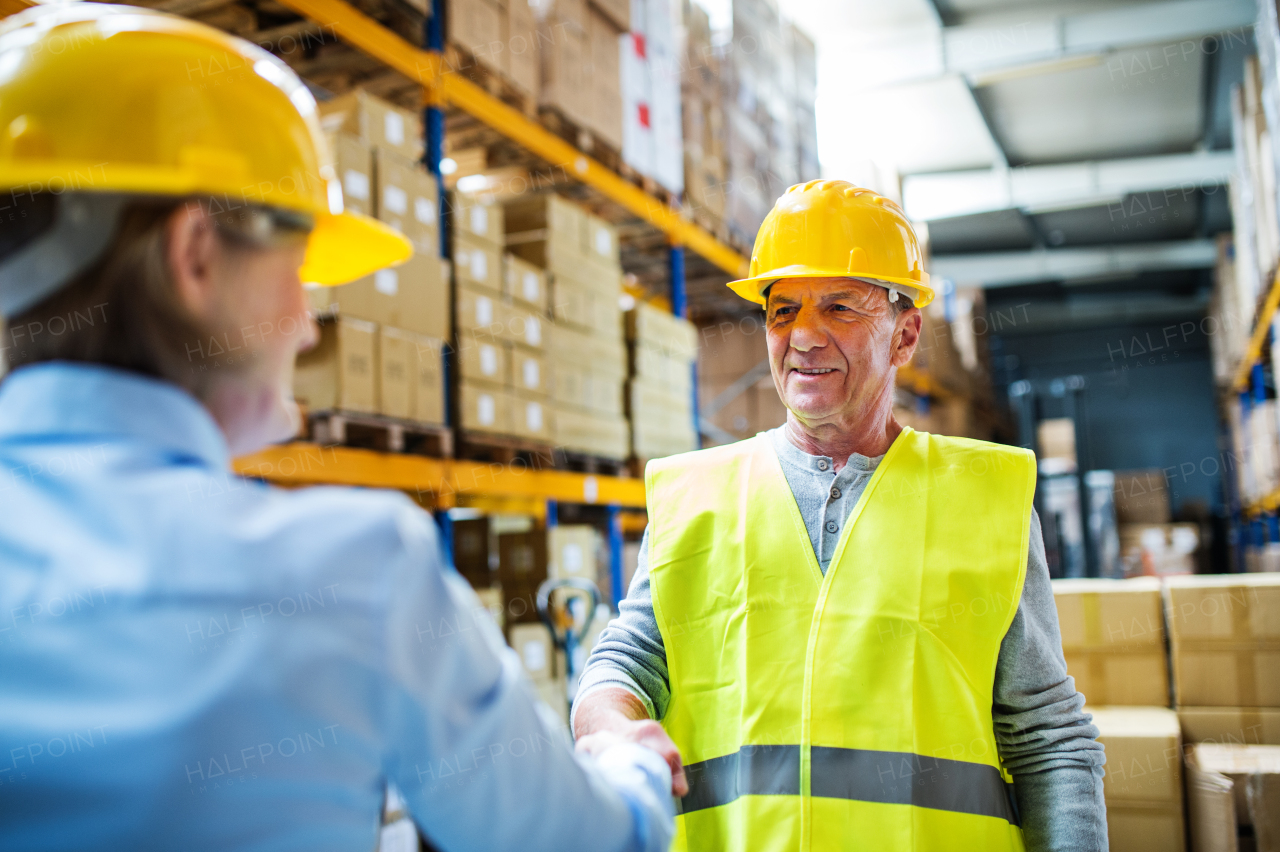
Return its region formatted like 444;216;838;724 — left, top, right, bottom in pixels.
573;181;1108;850
0;5;675;849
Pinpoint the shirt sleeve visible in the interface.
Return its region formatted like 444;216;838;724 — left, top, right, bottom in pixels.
572;528;672;726
994;508;1109;852
378;505;674;852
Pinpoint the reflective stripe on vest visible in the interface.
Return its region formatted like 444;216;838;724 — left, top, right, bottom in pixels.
678;745;1019;826
646;428;1036;852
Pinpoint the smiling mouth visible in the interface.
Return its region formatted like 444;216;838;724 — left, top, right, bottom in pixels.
793;367;836;375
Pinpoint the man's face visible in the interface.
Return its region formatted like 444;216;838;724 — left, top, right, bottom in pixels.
764;277;921;427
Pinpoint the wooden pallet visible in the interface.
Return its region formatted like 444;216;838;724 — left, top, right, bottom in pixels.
442;43;539;118
308;410;454;457
558;448;630;478
457;431;561;469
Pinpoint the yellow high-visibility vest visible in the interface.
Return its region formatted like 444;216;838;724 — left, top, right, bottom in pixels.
646;427;1035;851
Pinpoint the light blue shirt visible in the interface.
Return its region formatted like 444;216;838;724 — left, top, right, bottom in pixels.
0;363;673;851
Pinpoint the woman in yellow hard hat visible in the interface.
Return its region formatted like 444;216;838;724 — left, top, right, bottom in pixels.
0;5;676;850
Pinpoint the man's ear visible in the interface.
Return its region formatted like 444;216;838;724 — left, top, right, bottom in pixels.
166;202;221;323
890;308;922;367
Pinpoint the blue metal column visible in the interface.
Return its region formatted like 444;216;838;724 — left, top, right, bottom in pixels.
607;505;624;610
425;0;452;430
669;246;701;449
433;510;454;568
545;500;558;527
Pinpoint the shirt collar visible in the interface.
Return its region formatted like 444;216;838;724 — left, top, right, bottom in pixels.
767;424;883;475
0;362;229;468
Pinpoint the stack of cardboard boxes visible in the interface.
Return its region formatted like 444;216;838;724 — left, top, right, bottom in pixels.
454;194;553;442
680;0;725;222
445;0;540;100
296;91;448;427
626;302;698;459
1186;743;1280;851
539;0;628;151
508;622;568;719
1091;707;1187;852
620;0;682;193
506;194;629;459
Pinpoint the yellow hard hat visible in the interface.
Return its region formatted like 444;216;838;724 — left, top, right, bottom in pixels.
729;179;933;308
0;3;411;288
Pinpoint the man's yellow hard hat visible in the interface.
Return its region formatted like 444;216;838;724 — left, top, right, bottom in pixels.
0;3;411;288
729;179;933;308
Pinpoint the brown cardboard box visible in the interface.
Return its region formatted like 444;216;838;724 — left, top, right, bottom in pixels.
547;524;597;580
585;6;622;149
551;361;625;415
454;195;505;250
499;530;548;624
511;392;551;441
508;622;555;681
1037;418;1077;471
505;194;588;276
1180;708;1280;746
633;345;694;394
448;0;505;75
319;89;422;162
459;339;509;386
311;252;448;339
539;6;589;126
511;346;548;395
629;378;697;459
507;0;540;100
1165;575;1280;708
1091;707;1186;852
553;403;627;458
504;253;549;311
1051;578;1170;707
588;0;628;30
1186;743;1280;844
626;302;698;358
453;516;491;588
505;302;546;351
459;379;513;435
547;320;626;373
581;210;619;267
455;232;503;294
292;316;377;413
377;326;414;419
1115;469;1172;524
406;331;445;425
327;132;373;217
375;148;438;256
456;283;506;348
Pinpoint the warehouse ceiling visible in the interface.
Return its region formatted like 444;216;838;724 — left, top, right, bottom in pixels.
768;0;1256;333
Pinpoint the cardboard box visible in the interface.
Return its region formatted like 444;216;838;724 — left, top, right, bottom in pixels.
456;283;506;348
581;211;619;268
1091;706;1186;852
1114;469;1172;524
589;0;628;30
505;193;589;277
553;403;628;458
1037;418;1076;472
453;195;505;250
447;0;505;76
1180;708;1280;746
585;6;622;150
499;530;549;624
512;392;551;442
509;622;555;681
1186;743;1280;843
505;302;545;351
327;132;374;218
375;148;438;256
455;232;503;294
459;379;512;435
547;524;597;580
629;378;697;459
504;253;549;311
1167;573;1280;706
311;252;448;339
377;326;414;419
507;0;540;100
547;320;626;372
406;331;445;425
453;516;491;589
1165;574;1280;708
292;316;377;414
1052;578;1170;707
626;302;698;358
319;89;422;162
511;346;548;395
633;345;694;394
459;339;509;386
539;5;589;126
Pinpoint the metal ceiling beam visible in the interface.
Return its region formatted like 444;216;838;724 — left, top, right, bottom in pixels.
904;150;1234;221
942;0;1255;84
931;239;1217;287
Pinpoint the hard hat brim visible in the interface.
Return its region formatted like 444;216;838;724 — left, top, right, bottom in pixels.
728;267;935;308
301;210;414;286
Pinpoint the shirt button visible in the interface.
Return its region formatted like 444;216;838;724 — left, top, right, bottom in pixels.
825;520;839;534
817;460;830;471
830;487;841;500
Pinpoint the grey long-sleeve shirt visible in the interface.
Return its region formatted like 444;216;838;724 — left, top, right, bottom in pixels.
574;426;1108;852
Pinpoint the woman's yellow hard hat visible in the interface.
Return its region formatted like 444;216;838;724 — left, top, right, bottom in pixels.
729;180;934;308
0;3;411;288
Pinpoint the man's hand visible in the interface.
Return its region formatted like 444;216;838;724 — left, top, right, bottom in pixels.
573;687;689;797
